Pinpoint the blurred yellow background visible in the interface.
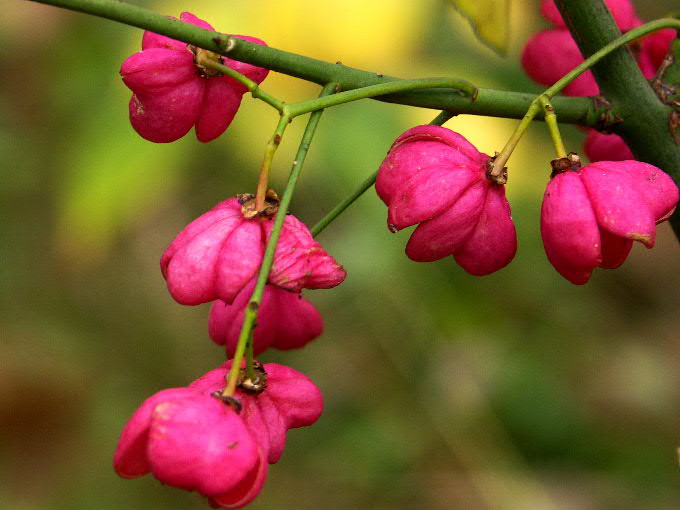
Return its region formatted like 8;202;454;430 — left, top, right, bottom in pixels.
1;1;679;509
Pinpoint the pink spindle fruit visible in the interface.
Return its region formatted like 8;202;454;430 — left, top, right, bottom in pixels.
376;125;517;276
160;197;346;305
114;362;323;507
189;362;324;465
209;282;323;357
584;130;635;162
541;158;678;284
113;388;267;509
120;12;268;143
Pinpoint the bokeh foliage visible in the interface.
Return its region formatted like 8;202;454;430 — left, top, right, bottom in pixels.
1;1;679;509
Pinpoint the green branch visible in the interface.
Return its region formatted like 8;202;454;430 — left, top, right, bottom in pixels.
286;78;475;117
29;0;597;125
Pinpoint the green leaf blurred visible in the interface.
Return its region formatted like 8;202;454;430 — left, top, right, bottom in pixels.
446;0;511;55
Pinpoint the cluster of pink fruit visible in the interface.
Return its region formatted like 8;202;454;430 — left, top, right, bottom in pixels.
115;13;346;508
378;124;678;285
113;4;678;508
522;0;676;161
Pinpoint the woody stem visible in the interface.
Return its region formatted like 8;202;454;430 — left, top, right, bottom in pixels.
31;0;613;125
255;115;290;213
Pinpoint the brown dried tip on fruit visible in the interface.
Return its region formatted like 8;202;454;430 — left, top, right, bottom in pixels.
210;391;243;413
550;152;582;177
486;154;508;185
238;361;268;393
239;189;280;219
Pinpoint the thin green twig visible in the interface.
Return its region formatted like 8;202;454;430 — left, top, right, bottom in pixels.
539;97;567;159
222;83;337;396
490;18;680;178
201;58;285;112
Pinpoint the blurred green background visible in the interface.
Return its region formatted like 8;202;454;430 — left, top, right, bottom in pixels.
1;1;679;509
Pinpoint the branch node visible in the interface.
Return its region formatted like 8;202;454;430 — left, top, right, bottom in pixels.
224;35;236;53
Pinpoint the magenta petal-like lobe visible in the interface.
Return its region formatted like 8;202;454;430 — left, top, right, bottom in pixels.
540;0;568;26
376;145;428;207
141;19;185;51
115;359;332;508
129;78;204;143
237;364;324;464
376;142;457;207
263;364;324;430
147;396;259;496
195;76;244;143
164;214;243;305
123;12;269;144
209;299;240;347
392;125;485;164
268;215;346;291
190;362;324;466
214;220;263;304
610;161;679;223
376;125;483;206
121;49;196;92
636;46;657;79
241;286;279;355
599;228;633;269
208;450;268;509
642;28;676;70
209;283;321;357
541;172;602;284
406;181;486;262
453;185;517;276
269;289;323;351
240;394;287;464
162;197;345;306
388;166;479;230
113;388;196;479
377;125;517;276
188;366;228;394
580;163;656;247
161;201;242;276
